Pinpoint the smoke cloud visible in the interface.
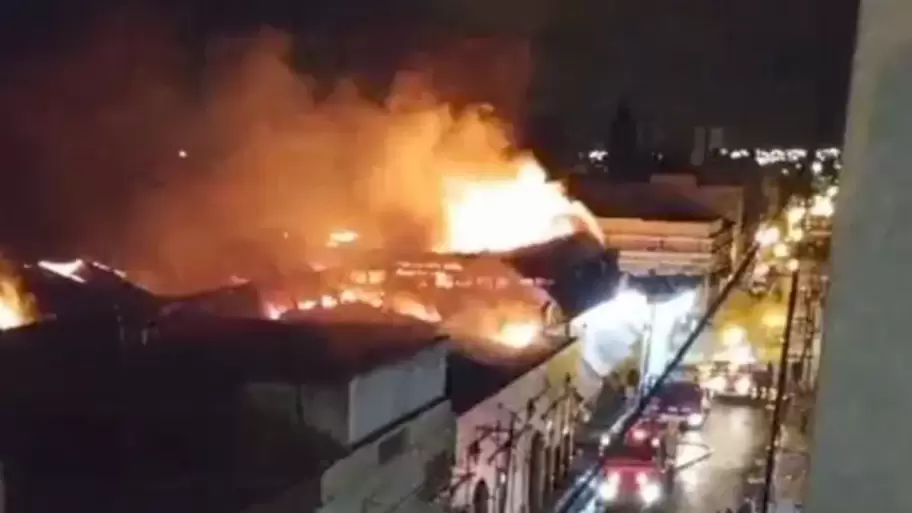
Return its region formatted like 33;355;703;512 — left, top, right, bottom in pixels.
0;9;533;293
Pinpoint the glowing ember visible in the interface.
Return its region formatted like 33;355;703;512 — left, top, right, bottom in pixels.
327;230;359;248
495;321;541;349
441;158;601;253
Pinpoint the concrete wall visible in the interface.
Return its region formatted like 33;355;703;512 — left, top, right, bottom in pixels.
449;340;600;513
244;343;448;448
804;1;912;512
320;400;456;513
350;345;448;444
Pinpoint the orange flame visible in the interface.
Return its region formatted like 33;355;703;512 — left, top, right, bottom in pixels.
0;272;35;331
440;157;601;253
495;320;542;349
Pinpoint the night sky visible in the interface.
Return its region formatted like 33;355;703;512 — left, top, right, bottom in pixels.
1;0;858;145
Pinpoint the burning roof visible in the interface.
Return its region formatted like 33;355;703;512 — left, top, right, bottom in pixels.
16;260;158;322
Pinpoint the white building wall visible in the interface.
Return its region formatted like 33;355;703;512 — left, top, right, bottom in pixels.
449;341;597;513
320;400;456;513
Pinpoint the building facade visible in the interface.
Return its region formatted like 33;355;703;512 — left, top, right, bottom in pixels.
441;338;602;513
242;329;457;513
596;216;734;282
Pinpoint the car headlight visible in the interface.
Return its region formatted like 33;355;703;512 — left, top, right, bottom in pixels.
706;376;726;392
734;376;752;395
687;413;704;427
599;473;620;500
600;433;612;448
640;481;662;504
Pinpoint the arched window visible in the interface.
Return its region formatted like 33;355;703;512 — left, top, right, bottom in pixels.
472;479;490;513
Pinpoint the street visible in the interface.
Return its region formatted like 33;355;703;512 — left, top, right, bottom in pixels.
560;403;767;513
671;403;766;513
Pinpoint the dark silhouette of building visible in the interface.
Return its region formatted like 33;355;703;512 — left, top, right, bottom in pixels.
608;101;639;179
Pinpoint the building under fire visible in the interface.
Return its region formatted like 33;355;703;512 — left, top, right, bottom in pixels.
0;307;454;513
0;228;626;513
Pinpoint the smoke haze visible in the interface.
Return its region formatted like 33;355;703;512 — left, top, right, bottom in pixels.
0;9;533;293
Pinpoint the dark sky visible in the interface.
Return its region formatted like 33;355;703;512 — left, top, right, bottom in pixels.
1;0;858;148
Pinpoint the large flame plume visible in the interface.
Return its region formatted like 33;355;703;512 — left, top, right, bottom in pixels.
441;158;601;253
0;13;598;294
0;263;35;330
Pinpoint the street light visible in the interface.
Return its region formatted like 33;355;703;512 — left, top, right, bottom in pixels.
809;195;835;218
755;226;781;247
772;242;790;259
786;206;807;226
787;227;805;242
722;324;747;347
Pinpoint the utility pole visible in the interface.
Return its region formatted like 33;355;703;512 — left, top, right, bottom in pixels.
761;267;801;513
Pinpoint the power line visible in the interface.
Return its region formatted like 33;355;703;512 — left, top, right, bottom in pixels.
760;267;801;513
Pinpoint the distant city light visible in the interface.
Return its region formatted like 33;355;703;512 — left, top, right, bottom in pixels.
588;149;608;162
721;146;841;169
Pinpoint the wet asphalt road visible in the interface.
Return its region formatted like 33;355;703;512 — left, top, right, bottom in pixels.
561;402;767;513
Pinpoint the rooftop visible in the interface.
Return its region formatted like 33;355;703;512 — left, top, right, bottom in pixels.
149;305;443;385
446;336;572;414
17;262;159;320
0;309;444;513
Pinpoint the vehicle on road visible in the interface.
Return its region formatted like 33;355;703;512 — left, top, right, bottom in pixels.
647;380;709;429
702;361;774;401
625;417;665;449
598;439;674;510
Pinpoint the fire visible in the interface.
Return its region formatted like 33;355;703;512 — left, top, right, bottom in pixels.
495;320;542;349
0;274;34;331
262;283;544;350
327;230;359;248
440;158;601;253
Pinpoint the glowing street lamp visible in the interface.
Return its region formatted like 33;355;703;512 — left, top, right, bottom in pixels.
772;242;790;259
755;226;781;247
786;206;807;226
722;324;747;347
809;195;835;218
787;227;805;242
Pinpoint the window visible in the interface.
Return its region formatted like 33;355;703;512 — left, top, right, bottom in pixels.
378;429;408;465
